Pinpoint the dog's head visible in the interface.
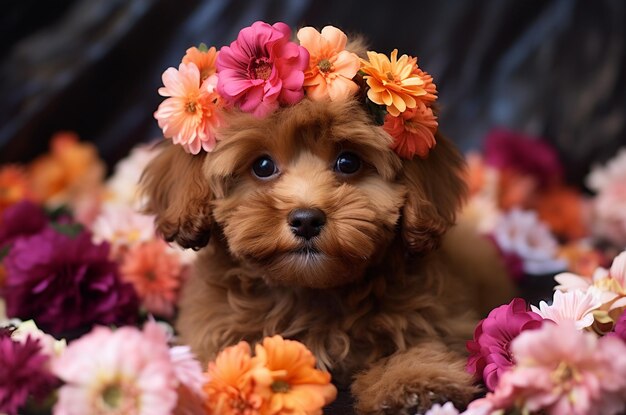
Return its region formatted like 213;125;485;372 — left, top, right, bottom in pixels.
142;98;466;288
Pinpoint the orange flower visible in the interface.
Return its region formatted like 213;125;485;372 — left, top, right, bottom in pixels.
253;336;337;415
0;165;34;215
360;49;427;116
28;132;105;206
383;102;437;159
182;44;218;82
204;342;265;415
120;239;184;318
535;186;589;241
559;242;607;277
412;65;437;103
296;26;360;101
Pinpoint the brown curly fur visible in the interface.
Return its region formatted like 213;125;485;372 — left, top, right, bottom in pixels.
141;98;513;413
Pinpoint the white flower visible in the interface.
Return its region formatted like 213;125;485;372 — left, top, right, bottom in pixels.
91;203;156;251
531;290;600;330
105;143;159;208
586;148;626;192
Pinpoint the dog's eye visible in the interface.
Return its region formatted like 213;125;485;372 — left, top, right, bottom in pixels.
252;156;278;179
334;152;361;175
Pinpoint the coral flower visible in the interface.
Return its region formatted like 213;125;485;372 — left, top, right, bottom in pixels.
253;335;337;415
360;49;427;116
182;44;218;82
383;102;438;159
154;63;221;154
296;26;360;101
536;185;589;241
120;239;183;318
203;341;265;415
0;165;33;216
216;21;309;118
531;289;599;330
52;322;178;415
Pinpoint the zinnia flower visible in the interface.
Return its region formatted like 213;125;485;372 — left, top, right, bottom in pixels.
203;341;265;414
182;44;218;82
253;335;337;415
216;21;309;117
2;227;139;336
0;332;58;415
52;321;178;415
466;298;543;391
120;239;184;318
360;49;427;117
531;289;599;330
383;102;438;159
154;63;221;154
486;322;626;414
296;25;360;101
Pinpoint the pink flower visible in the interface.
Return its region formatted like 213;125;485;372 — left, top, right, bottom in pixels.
531;290;600;330
169;346;206;415
466;298;543;391
613;310;626;342
487;322;626;414
216;21;309;117
154;63;221;154
52;321;178;415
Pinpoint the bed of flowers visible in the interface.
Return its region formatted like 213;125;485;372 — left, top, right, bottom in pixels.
2;21;626;415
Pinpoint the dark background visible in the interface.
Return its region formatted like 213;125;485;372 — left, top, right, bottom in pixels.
1;0;625;184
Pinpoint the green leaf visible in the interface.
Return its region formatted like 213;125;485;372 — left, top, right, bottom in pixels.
50;222;83;238
365;97;387;126
198;42;209;52
0;244;10;262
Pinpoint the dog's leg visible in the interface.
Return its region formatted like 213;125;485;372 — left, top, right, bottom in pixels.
351;341;477;415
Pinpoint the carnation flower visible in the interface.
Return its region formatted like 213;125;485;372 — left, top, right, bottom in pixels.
485;322;626;414
2;227;138;336
182;44;218;82
0;332;58;415
360;49;427;117
383;102;437;159
154;63;221;154
120;239;184;318
466;298;543;391
491;208;568;275
216;21;309;117
0;200;48;249
0;165;34;215
531;289;599;330
253;335;337;415
296;25;360;101
52;321;178;415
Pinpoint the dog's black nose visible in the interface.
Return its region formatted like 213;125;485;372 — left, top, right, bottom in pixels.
288;208;326;240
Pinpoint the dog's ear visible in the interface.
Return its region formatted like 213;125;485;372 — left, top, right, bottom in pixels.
400;133;468;254
140;143;212;250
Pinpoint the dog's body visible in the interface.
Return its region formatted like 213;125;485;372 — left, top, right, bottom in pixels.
142;98;513;413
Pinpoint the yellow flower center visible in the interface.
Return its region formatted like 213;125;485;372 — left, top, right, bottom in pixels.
185;101;197;113
318;59;332;73
594;277;626;295
271;380;291;393
551;361;581;393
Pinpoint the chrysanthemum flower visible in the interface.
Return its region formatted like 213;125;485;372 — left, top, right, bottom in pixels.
216;21;309;118
0;332;58;415
360;49;427;117
296;26;360;101
120;239;183;318
182;44;218;82
466;298;543;391
253;335;337;415
154;63;221;154
52;321;178;415
203;341;265;415
383;102;437;159
531;290;599;330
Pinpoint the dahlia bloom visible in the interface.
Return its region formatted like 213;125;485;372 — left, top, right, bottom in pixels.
2;227;138;335
486;322;626;414
531;289;599;330
182;44;218;82
360;49;427;117
296;25;360;101
466;298;543;391
383;102;437;159
253;335;337;415
154;63;221;154
0;332;58;415
52;322;178;415
120;239;184;318
216;21;309;117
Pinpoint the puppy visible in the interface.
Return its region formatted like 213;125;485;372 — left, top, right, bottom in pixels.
141;97;513;414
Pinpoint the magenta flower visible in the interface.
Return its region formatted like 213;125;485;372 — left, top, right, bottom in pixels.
613;311;626;342
216;21;309;117
0;200;48;249
2;227;139;336
0;332;58;415
466;298;544;391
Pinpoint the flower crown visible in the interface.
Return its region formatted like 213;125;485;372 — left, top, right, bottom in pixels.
154;21;438;159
